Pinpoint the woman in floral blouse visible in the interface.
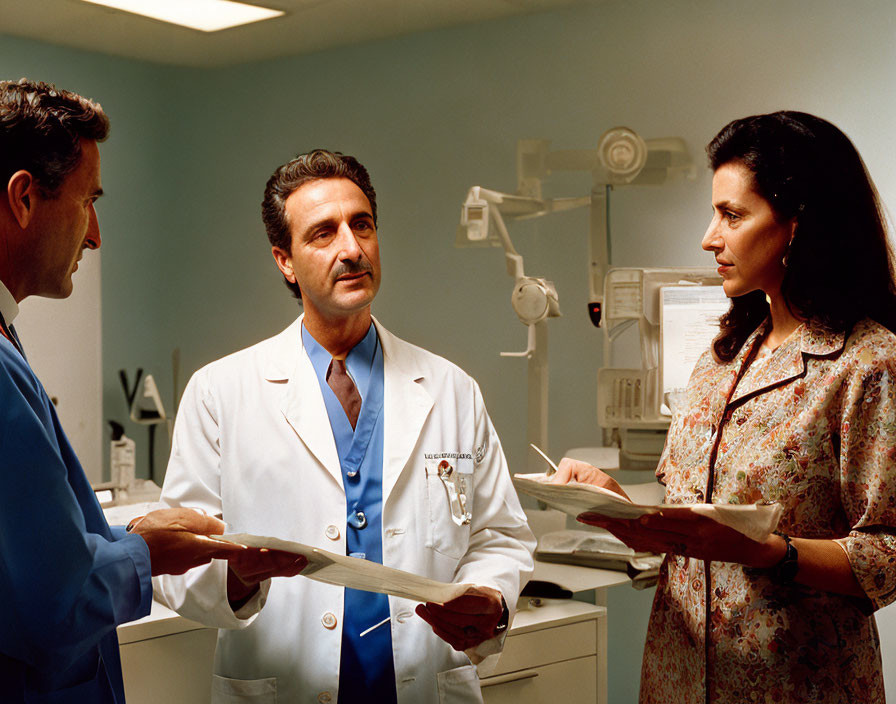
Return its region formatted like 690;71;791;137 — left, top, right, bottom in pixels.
554;112;896;703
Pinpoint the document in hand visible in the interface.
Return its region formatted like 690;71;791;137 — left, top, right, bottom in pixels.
216;533;473;604
512;474;783;543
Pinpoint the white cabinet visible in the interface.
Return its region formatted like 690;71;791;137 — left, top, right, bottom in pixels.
118;592;610;704
118;600;217;704
480;598;606;704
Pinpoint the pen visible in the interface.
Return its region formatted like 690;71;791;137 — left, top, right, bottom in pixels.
529;443;559;477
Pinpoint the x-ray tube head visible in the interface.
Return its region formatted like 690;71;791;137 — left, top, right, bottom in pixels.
511;277;561;325
598;127;648;183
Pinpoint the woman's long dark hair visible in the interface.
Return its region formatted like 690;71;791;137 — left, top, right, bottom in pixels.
707;111;896;361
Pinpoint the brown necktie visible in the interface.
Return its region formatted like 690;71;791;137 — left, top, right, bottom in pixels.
327;358;362;430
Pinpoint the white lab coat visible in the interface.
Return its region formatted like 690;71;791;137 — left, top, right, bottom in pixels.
154;317;535;704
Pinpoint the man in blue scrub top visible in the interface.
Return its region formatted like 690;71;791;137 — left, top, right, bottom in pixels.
0;78;292;703
155;150;535;702
300;320;398;698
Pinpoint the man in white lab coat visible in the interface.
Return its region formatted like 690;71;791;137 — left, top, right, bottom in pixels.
155;149;535;703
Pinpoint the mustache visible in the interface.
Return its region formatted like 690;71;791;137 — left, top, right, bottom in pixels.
333;259;373;278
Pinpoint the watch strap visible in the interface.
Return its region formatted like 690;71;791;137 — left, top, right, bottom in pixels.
771;533;799;583
493;597;509;635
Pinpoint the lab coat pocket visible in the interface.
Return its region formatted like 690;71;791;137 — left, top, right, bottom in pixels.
424;456;473;560
212;674;277;703
437;664;484;704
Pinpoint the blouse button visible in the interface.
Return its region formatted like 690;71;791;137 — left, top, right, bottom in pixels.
321;612;338;630
325;525;340;541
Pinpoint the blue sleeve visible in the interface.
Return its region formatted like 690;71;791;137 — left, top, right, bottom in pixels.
108;524;130;541
0;350;152;671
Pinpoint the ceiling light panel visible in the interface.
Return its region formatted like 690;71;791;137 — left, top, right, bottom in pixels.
80;0;284;32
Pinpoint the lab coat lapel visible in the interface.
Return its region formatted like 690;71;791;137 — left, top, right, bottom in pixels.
264;317;343;489
376;320;433;503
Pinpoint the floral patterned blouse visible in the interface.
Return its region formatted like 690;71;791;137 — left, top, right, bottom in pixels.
641;318;896;704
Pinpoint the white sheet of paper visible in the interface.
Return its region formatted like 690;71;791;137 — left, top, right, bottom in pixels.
217;533;473;604
513;474;782;543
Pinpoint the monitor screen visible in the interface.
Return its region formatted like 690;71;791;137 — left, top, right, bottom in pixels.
659;284;729;415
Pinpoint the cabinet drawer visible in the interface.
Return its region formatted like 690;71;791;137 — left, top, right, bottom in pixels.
481;655;597;704
490;619;597;676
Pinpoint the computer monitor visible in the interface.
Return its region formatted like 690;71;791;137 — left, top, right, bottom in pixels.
659;284;730;415
597;267;726;468
598;267;725;427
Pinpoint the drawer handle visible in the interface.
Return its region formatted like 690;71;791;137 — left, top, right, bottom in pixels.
480;669;540;688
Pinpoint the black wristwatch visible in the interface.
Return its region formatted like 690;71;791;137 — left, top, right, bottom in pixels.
771;533;799;583
493;598;509;635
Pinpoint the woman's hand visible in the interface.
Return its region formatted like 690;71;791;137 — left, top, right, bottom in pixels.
579;507;867;597
578;506;784;566
549;458;631;501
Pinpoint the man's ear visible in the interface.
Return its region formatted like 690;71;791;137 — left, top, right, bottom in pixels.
7;171;37;229
271;246;297;283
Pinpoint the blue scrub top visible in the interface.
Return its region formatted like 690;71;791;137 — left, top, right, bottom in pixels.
302;323;397;704
0;336;153;702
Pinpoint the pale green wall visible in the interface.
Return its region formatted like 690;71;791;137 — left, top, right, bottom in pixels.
4;0;896;699
158;0;896;486
0;34;182;480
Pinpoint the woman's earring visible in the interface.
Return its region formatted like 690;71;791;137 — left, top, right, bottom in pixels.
782;237;794;268
781;251;789;268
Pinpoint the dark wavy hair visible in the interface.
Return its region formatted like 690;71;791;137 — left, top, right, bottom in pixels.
0;78;109;198
261;149;377;300
707;111;896;361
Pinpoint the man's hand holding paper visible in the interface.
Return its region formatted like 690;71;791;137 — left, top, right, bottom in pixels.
217;533;477;604
415;585;505;652
219;533;506;654
127;508;248;577
226;547;308;608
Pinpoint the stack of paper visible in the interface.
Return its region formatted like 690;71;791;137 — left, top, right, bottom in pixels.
512;474;782;543
217;533;472;604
